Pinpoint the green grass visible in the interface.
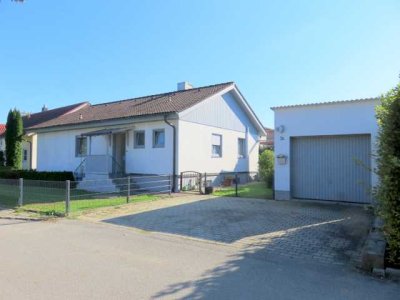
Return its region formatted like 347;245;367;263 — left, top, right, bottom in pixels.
0;183;159;216
213;182;273;199
20;194;159;216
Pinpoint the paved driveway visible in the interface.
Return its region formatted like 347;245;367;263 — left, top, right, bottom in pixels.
1;198;398;300
103;196;372;265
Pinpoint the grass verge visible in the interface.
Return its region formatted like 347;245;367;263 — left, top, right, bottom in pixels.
213;182;273;199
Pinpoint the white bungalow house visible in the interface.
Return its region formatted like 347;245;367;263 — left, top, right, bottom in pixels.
25;82;266;190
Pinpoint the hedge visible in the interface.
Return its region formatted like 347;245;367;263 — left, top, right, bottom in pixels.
0;169;75;181
375;83;400;264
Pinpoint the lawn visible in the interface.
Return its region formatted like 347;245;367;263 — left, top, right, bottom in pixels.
20;194;159;216
213;182;273;199
0;183;159;216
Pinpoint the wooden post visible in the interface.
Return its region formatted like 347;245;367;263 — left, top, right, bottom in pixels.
65;180;70;216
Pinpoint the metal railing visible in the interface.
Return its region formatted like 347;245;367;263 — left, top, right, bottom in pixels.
74;155;125;180
0;174;172;216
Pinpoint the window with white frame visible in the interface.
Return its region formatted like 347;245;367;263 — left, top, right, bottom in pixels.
238;138;246;158
153;129;165;148
75;136;88;157
212;134;222;157
23;149;28;161
134;130;145;148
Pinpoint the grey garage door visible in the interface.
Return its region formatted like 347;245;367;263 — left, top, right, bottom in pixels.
290;134;371;203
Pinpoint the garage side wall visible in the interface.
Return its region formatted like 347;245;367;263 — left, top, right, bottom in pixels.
273;100;379;201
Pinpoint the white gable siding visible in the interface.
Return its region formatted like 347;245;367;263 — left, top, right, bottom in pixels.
180;91;257;133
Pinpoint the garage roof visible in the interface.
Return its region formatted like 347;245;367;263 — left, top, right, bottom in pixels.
270;97;379;110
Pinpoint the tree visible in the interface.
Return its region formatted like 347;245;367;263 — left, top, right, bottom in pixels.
375;83;400;264
0;150;5;166
259;149;274;188
5;109;23;169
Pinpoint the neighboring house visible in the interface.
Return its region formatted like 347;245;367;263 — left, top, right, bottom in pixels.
272;97;379;204
259;127;274;151
0;124;5;163
25;82;266;190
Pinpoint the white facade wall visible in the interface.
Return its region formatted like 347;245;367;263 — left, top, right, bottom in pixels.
177;90;260;174
273;99;379;200
125;121;173;175
0;137;4;152
37;128;101;172
177;120;259;173
36;121;173;174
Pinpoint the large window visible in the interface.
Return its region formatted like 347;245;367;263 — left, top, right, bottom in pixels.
212;134;222;157
75;136;88;157
238;138;246;158
153;129;165;148
134;130;145;148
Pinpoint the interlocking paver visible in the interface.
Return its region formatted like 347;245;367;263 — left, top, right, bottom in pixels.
87;195;371;266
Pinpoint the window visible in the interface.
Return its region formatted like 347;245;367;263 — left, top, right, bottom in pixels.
23;149;28;161
212;134;222;157
153;129;165;148
75;136;88;157
238;138;246;158
134;130;145;148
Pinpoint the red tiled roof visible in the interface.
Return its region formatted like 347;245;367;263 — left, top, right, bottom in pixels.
28;82;234;130
0;124;5;137
23;102;89;129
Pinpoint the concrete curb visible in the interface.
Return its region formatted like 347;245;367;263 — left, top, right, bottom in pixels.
361;217;386;271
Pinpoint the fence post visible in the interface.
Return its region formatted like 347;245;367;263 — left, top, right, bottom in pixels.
180;172;183;192
65;180;70;216
169;175;175;196
235;173;238;197
18;178;23;206
127;176;131;203
199;173;202;194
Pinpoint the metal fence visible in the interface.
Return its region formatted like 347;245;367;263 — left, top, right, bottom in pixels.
0;174;172;216
179;171;273;199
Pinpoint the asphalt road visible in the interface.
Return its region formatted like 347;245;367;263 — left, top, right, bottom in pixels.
0;218;398;300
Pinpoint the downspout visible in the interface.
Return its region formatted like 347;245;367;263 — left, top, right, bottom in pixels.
164;115;177;192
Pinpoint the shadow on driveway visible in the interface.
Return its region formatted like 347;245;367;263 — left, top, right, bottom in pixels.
104;197;371;265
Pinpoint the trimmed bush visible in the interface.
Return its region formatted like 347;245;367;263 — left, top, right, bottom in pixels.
0;169;75;181
259;149;274;188
5;109;23;169
375;83;400;264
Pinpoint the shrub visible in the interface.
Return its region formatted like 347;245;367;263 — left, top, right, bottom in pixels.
0;169;75;181
259;149;274;188
5;109;23;169
0;150;5;166
375;83;400;264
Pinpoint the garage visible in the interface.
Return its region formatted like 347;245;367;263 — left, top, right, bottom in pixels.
290;134;371;203
271;97;379;203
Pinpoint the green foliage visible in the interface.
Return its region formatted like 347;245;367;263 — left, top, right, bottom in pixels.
259;149;274;188
375;83;400;264
5;109;23;169
0;169;75;181
0;150;5;166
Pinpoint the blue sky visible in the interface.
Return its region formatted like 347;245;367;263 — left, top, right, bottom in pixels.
0;0;399;127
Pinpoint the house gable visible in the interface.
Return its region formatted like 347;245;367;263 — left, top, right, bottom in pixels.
178;88;263;136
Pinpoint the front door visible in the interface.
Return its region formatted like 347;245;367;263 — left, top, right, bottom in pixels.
112;133;126;174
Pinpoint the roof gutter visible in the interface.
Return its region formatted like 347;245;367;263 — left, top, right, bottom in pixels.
164;114;177;193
